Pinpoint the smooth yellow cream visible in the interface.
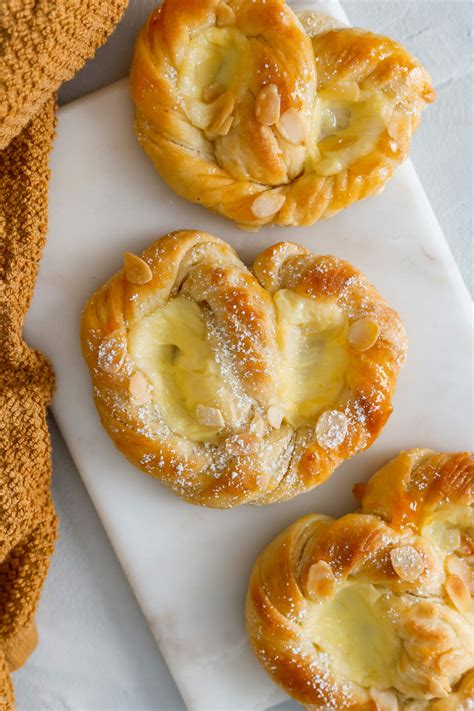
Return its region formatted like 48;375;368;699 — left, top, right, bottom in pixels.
128;290;349;441
305;583;401;688
308;92;391;176
274;289;348;428
128;296;247;442
178;27;251;129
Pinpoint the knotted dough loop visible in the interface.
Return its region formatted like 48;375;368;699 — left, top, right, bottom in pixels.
80;230;406;507
130;0;435;229
246;450;474;709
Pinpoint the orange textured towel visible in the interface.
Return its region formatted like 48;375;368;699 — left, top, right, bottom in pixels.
0;1;128;706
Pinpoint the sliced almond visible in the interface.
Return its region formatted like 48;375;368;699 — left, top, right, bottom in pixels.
203;82;223;103
129;371;151;405
315;410;348;450
387;111;411;142
438;648;469;676
267;405;284;430
196;404;225;429
445;573;471;612
446;554;470;582
332;81;360;102
255;84;281;126
249;415;265;438
347;318;380;352
369;687;398;711
123;252;153;285
390;545;425;582
307;561;336;600
297;10;344;37
442;528;461;554
251;191;285;219
209;91;235;133
97;334;126;374
216;2;235;26
429;676;450;697
276;108;306;145
215;115;233;136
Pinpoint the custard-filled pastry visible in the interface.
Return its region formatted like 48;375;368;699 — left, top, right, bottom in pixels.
80;230;406;507
130;0;435;230
246;450;474;709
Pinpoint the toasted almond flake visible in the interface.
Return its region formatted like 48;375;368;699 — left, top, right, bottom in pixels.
209;91;234;133
307;561;336;600
203;82;223;103
438;649;467;676
196;404;225;428
129;371;151;405
347;318;380;352
97;335;126;374
216;2;235;26
255;84;281;126
315;410;348;449
297;10;344;37
390;545;425;582
446;554;470;581
276;108;306;145
387;111;411;142
445;573;471;612
442;528;461;554
123;252;153;285
249;415;265;437
429;676;450;697
215;115;233;136
267;405;284;430
332;81;360;102
369;687;398;711
251;191;285;219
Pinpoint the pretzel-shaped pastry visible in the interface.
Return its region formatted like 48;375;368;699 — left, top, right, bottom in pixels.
80;231;406;507
246;450;474;709
130;0;435;230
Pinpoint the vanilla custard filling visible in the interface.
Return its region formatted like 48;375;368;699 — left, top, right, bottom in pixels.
128;290;349;441
128;297;246;442
178;27;392;180
274;290;348;428
308;92;391;177
305;583;401;688
178;27;251;129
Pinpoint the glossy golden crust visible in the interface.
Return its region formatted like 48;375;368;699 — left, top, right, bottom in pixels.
80;230;406;508
246;450;474;709
130;1;434;230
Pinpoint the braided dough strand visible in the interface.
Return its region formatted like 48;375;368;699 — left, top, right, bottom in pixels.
130;1;434;229
246;450;474;708
81;231;406;507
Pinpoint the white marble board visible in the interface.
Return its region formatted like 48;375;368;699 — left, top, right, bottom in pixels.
24;1;473;708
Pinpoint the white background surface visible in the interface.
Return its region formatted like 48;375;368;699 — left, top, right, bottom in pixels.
15;2;472;710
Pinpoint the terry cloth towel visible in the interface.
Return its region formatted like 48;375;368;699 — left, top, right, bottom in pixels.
0;1;128;706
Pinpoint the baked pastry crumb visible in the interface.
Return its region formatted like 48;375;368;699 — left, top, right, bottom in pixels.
130;0;435;230
80;230;406;507
246;449;474;709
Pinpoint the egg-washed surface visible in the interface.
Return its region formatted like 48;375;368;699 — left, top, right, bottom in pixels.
246;449;474;709
80;230;406;507
130;0;435;229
